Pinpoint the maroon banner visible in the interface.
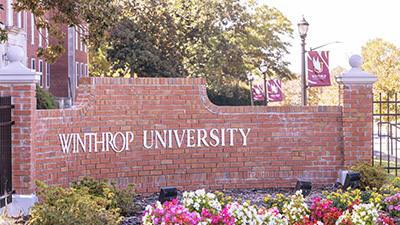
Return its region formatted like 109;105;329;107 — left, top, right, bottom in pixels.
252;84;264;101
307;51;331;87
267;79;283;102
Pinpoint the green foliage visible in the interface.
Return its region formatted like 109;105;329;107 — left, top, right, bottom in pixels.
36;86;57;109
207;80;252;106
102;0;294;103
350;162;388;190
72;176;139;217
27;180;124;225
13;0;118;63
323;188;382;211
107;0;186;77
0;4;8;43
390;176;400;188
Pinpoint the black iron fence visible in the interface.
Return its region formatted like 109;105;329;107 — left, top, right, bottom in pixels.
373;93;400;175
0;96;14;207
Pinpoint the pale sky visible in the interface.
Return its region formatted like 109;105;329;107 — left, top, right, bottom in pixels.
259;0;400;74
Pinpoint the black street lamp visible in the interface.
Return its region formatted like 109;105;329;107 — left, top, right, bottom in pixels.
260;61;269;106
298;16;309;106
247;72;255;106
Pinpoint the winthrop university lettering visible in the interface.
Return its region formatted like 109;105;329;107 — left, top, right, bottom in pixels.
59;128;251;154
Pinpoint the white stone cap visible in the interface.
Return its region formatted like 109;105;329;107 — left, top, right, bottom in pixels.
335;54;378;85
0;46;41;84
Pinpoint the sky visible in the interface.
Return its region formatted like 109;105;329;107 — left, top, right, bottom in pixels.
258;0;400;74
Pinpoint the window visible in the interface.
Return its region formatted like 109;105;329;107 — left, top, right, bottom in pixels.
39;60;43;87
75;27;79;50
45;24;49;47
80;28;83;51
6;0;13;26
31;13;34;45
81;63;84;77
31;58;36;70
85;64;88;77
84;28;88;52
46;63;50;88
38;28;42;47
17;12;21;28
76;62;79;87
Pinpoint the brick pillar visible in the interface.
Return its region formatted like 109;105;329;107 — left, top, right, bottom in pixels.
336;55;378;167
0;46;40;194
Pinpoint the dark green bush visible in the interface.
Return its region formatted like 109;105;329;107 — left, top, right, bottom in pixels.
36;85;57;109
27;180;123;225
349;162;388;190
72;176;139;217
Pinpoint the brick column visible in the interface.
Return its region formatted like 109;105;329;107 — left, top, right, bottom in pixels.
0;46;40;195
336;55;377;166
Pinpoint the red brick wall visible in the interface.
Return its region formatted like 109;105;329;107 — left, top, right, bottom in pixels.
339;83;374;166
25;77;351;195
0;83;37;194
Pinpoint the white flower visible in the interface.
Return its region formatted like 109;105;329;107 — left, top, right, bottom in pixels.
207;192;216;199
194;202;200;211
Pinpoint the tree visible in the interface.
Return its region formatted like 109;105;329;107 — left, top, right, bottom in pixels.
13;0;118;63
0;4;8;43
361;38;400;96
361;38;400;121
105;0;294;104
107;0;187;77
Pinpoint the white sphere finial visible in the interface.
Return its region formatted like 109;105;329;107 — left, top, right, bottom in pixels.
7;46;24;62
349;55;362;68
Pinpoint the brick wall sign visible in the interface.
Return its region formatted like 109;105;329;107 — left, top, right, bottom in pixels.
2;63;376;195
59;128;251;154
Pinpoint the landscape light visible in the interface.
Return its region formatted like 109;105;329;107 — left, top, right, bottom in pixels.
159;187;178;203
343;172;361;190
295;180;312;197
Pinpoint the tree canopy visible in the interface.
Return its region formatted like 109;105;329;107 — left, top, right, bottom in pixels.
361;38;400;97
104;0;294;104
361;38;400;119
13;0;118;63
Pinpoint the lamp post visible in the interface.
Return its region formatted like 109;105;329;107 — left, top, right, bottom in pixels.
260;61;269;106
298;16;309;106
247;72;255;106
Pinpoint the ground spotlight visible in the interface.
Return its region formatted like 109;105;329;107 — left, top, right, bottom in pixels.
159;187;178;204
343;172;361;190
295;180;312;197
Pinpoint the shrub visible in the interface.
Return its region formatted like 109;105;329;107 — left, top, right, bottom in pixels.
27;180;123;225
71;176;139;217
36;85;57;109
349;162;387;190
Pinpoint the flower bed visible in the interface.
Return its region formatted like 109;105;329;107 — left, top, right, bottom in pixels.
142;177;400;225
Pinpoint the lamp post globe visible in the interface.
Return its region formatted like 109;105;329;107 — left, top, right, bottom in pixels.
297;16;309;37
298;16;309;106
260;61;269;106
